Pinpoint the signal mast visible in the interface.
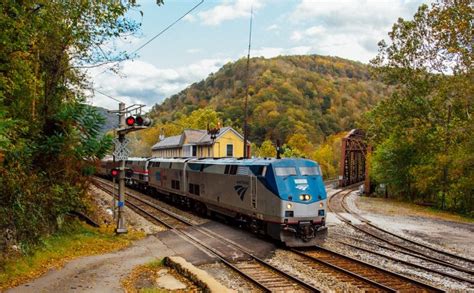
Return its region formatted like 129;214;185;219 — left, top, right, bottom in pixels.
110;103;152;234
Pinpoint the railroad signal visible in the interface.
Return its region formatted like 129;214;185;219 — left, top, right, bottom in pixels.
111;168;120;178
125;168;133;178
125;115;152;127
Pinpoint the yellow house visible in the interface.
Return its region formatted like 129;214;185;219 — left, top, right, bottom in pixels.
151;127;249;158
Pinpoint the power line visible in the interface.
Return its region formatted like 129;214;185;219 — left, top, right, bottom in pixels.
94;88;124;103
92;0;205;105
95;0;204;77
131;0;204;55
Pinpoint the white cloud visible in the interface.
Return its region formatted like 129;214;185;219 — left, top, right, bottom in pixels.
291;25;326;41
86;58;231;110
288;0;428;62
192;0;265;26
291;0;421;27
183;14;196;22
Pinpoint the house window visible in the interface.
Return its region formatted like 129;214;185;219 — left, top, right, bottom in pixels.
226;144;233;157
192;145;197;157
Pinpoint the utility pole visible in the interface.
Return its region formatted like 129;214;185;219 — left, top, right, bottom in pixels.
116;102;127;233
243;5;253;159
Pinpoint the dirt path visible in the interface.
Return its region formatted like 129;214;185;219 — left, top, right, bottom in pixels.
7;235;172;293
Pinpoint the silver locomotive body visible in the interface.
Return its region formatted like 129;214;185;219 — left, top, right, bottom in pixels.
146;157;327;246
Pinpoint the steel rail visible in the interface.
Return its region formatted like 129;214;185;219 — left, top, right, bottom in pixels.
294;246;444;292
339;241;474;285
291;249;397;292
186;227;320;292
332;231;474;274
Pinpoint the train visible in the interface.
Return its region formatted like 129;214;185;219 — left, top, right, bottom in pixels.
98;156;328;247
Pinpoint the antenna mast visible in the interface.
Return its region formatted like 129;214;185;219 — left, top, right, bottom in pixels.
243;5;253;158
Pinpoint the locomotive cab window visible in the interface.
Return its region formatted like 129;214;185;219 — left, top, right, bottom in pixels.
299;166;321;176
224;165;238;175
150;162;160;168
160;162;171;169
274;167;297;176
202;164;226;174
186;163;202;172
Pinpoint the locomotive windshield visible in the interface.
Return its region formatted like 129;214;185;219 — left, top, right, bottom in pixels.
299;166;321;176
274;167;297;176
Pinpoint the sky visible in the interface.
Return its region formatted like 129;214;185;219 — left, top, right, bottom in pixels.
86;0;429;111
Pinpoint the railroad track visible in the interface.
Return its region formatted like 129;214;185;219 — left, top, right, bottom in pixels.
93;177;448;292
328;187;474;286
292;247;443;292
93;177;318;292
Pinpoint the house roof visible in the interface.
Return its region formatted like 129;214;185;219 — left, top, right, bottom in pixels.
151;135;182;150
151;126;246;151
183;129;207;144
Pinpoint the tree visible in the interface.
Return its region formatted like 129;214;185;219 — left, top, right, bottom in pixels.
0;1;144;253
366;0;473;214
255;140;276;158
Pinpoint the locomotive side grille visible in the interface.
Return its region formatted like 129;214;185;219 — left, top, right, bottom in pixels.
237;166;250;175
171;180;180;190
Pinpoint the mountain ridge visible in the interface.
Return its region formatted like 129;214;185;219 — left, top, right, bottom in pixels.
150;54;390;145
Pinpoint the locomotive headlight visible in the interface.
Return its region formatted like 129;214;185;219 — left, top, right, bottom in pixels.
287;203;293;209
299;195;304;200
304;194;311;200
319;202;324;208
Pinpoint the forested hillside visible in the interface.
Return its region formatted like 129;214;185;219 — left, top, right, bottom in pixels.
150;55;390;145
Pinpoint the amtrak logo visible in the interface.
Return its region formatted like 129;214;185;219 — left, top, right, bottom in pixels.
296;184;309;191
234;185;248;201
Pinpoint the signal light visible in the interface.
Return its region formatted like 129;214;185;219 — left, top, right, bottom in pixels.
111;168;120;178
125;168;133;178
135;116;144;125
126;116;135;127
124;115;152;127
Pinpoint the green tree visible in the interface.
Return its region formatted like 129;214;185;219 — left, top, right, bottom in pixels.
0;1;144;254
365;0;473;214
255;140;276;158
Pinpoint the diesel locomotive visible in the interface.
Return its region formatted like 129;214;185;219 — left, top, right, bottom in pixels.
99;157;327;246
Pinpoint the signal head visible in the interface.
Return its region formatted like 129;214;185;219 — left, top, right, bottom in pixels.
126;116;135;127
142;117;152;127
135;116;144;125
111;168;120;178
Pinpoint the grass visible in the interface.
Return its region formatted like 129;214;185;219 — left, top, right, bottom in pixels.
0;220;145;291
358;196;474;223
